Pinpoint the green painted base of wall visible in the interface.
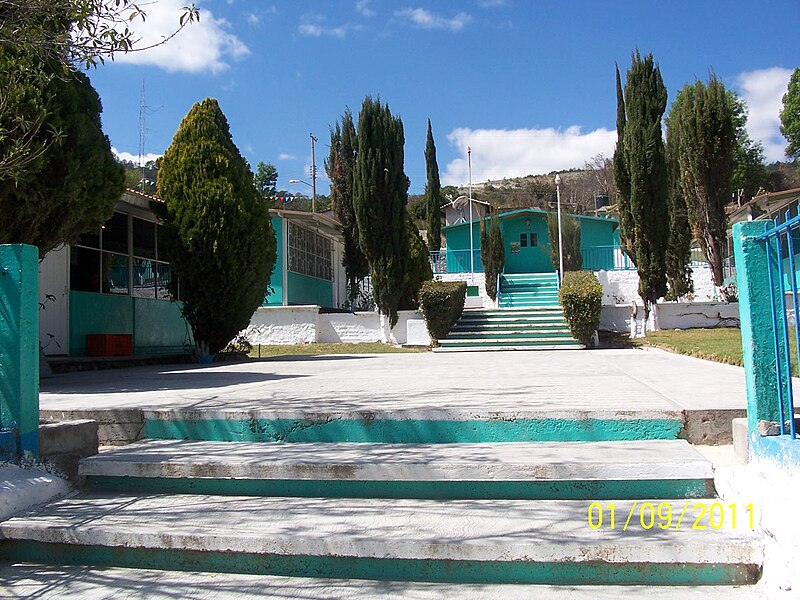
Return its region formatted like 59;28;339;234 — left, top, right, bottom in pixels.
0;541;760;585
86;476;714;500
144;417;683;444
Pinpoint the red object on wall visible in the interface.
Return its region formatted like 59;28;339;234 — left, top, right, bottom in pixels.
86;334;133;357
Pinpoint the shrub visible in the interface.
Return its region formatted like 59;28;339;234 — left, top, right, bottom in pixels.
559;271;602;345
418;280;467;343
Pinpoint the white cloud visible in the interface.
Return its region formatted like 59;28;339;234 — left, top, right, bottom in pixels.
442;126;616;185
735;67;793;162
395;8;472;32
112;147;162;164
111;0;250;74
355;0;376;18
298;12;353;38
278;152;297;161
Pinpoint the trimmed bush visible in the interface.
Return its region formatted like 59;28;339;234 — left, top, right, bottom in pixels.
559;271;602;345
418;280;467;343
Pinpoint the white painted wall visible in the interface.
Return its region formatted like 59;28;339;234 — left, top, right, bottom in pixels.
38;245;70;356
436;272;494;308
595;266;718;306
242;307;431;346
599;302;740;333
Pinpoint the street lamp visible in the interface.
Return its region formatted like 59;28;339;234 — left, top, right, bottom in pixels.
468;146;474;279
555;173;564;287
288;179;314;212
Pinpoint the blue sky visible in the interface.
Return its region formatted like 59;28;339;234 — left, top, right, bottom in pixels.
89;0;800;196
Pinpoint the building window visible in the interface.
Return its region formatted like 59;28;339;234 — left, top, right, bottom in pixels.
70;211;177;300
530;233;538;247
519;233;528;248
288;221;333;281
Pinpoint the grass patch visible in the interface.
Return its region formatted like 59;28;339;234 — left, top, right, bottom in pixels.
248;342;428;358
642;327;799;372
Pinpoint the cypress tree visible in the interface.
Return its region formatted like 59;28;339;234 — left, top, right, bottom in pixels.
480;214;505;301
547;212;582;272
157;98;276;355
664;96;694;300
399;216;433;309
424;118;442;252
612;63;635;265
326;109;369;306
622;51;670;316
353;96;409;329
668;76;736;288
0;48;124;253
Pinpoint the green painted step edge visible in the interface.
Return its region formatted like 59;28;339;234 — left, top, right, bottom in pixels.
143;417;683;443
86;476;715;500
0;541;761;586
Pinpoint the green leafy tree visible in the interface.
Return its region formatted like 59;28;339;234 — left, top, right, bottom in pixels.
0;48;124;253
424;118;442;252
547;212;582;272
254;162;278;206
612;63;635;264
620;51;670;316
480;214;505;301
728;92;768;201
0;0;198;68
441;185;460;203
353;96;409;331
663;115;694;300
780;67;800;163
399;217;433;309
667;76;736;288
157;98;276;355
326;108;369;306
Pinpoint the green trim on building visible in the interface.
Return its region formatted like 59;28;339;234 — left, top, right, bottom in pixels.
287;271;333;306
265;215;284;306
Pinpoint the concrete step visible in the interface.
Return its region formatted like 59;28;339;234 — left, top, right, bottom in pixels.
79;439;715;500
0;493;763;585
446;330;574;340
438;337;581;348
0;563;769;599
433;344;586;352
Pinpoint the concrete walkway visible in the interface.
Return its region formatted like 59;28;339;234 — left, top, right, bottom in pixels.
40;347;746;414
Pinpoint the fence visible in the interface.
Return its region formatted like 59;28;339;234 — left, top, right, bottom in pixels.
430;250;483;275
751;215;798;439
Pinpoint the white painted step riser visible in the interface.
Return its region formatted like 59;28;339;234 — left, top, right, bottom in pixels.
80;440;712;482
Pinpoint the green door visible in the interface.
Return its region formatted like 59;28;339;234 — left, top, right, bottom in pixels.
504;216;553;273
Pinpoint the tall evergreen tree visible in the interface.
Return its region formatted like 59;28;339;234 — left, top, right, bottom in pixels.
612;63;635;265
621;51;670;316
667;76;736;288
326;109;369;306
663;112;694;300
157;98;276;355
547;212;582;272
424;118;442;252
399;216;433;309
480;214;505;301
353;96;409;331
0;48;124;253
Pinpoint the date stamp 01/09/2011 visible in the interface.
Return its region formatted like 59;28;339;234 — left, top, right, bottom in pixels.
587;501;756;532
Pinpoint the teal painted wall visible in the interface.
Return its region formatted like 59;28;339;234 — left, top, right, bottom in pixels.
0;244;39;459
287;272;333;306
134;297;191;354
503;215;552;274
265;216;283;306
444;212;618;274
70;291;189;356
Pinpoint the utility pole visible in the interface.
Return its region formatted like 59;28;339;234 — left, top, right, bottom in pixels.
310;133;318;212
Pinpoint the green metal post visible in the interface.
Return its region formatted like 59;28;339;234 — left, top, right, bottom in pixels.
732;221;792;433
0;244;40;459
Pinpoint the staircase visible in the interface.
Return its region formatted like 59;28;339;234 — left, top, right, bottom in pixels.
437;272;582;351
0;409;763;589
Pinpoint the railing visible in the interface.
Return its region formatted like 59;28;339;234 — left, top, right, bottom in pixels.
753;212;799;439
581;245;710;272
430;250;482;275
